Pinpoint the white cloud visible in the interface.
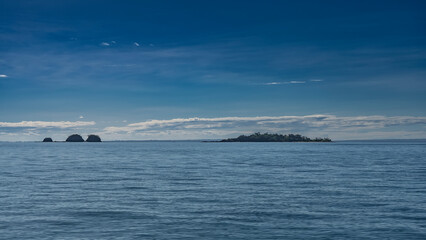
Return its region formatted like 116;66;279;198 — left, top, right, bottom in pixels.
289;81;305;84
0;74;8;78
79;116;84;119
134;42;140;47
310;79;323;82
111;41;116;44
100;42;110;46
102;115;426;140
0;121;95;128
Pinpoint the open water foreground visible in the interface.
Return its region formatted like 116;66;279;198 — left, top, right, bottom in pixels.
0;141;425;239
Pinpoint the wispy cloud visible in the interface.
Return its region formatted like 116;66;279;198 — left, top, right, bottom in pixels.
79;116;84;119
134;42;140;47
101;115;426;140
100;42;110;46
264;81;306;85
265;82;281;85
0;74;8;78
310;79;323;82
0;121;95;128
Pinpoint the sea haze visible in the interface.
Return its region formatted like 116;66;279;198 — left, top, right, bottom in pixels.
0;141;425;239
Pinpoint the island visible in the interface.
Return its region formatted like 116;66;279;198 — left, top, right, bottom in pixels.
86;134;102;142
219;132;331;142
42;137;53;142
66;134;85;142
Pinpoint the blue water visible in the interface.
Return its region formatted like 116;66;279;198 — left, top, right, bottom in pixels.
0;141;425;239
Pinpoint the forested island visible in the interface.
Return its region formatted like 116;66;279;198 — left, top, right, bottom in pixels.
220;132;331;142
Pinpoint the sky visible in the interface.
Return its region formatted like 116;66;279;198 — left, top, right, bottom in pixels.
1;0;426;141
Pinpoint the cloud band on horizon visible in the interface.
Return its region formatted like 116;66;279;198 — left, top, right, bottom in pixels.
1;116;425;141
102;115;426;140
0;121;95;128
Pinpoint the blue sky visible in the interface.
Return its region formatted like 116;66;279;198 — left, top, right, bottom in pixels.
1;0;426;140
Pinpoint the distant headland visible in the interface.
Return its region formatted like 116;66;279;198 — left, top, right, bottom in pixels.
218;132;331;142
43;134;102;142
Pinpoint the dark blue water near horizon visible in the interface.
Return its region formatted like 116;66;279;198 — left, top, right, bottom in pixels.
0;141;425;239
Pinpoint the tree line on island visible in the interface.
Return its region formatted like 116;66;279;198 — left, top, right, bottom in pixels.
42;134;102;142
219;132;331;142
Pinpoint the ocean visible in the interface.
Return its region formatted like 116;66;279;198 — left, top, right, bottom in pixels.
0;141;425;239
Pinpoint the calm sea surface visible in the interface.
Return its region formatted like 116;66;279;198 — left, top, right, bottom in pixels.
0;141;425;239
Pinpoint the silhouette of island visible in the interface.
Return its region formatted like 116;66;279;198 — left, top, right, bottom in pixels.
220;132;331;142
86;134;102;142
42;137;53;142
66;134;85;142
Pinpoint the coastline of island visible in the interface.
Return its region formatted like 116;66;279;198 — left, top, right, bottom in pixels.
207;132;332;142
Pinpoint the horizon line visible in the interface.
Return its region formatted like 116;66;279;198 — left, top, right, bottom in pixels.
1;138;426;143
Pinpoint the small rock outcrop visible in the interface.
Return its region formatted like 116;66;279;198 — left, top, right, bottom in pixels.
42;137;53;142
86;134;102;142
66;134;84;142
